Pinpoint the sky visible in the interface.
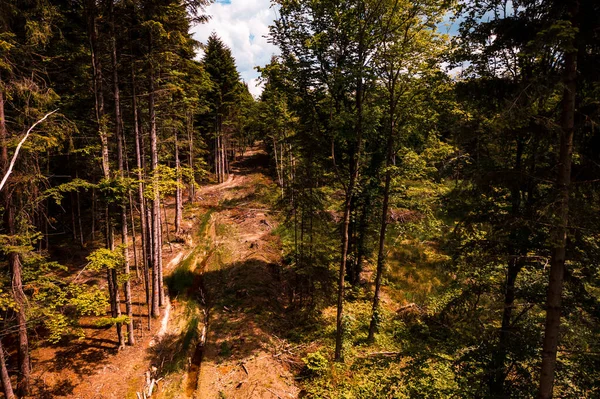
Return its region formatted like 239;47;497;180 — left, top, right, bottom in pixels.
190;1;467;97
191;0;281;98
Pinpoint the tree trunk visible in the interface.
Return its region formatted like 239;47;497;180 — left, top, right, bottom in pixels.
335;32;365;359
107;260;125;349
88;0;123;345
489;139;525;397
187;111;195;202
175;129;182;234
538;4;578;398
129;193;139;278
158;199;165;306
76;183;84;247
490;258;522;397
0;78;8;168
1;70;30;399
0;339;15;399
109;0;134;346
368;124;393;343
353;198;369;285
132;67;151;324
149;62;161;318
8;212;31;397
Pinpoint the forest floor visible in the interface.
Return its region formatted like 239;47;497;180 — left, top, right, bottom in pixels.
29;146;300;399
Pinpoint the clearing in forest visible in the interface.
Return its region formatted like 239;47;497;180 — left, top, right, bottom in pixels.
143;147;300;399
29;147;300;399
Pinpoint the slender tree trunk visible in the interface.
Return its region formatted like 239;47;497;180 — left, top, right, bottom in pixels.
0;339;14;399
76;185;84;247
187;111;195;202
106;254;125;348
489;139;525;397
490;258;522;397
7;209;31;397
2;67;31;399
368;124;393;343
88;0;123;346
129;193;139;278
175;129;182;234
109;1;134;346
92;187;96;241
0;78;7;166
132;67;151;323
335;190;354;361
538;4;578;398
215;136;219;183
354;198;369;285
149;62;161;318
70;191;77;242
106;209;125;349
158;200;165;306
335;35;365;360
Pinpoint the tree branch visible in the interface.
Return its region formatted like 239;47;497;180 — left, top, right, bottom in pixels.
0;109;58;192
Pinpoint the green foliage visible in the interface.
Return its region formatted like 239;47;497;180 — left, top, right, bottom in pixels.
67;285;109;316
302;351;329;376
86;246;125;272
42;178;96;205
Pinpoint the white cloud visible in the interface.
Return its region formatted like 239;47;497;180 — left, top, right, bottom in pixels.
191;0;280;98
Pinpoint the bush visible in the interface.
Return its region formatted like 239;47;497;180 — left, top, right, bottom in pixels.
303;351;329;376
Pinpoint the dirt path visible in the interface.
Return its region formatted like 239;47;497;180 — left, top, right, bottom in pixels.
187;148;299;399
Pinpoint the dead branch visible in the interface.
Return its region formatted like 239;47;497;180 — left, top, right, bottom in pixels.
0;109;58;192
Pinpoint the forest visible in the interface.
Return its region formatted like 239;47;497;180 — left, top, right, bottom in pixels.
0;0;599;398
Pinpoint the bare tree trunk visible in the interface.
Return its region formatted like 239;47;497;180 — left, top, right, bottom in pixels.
1;192;30;397
0;78;8;166
158;200;165;306
9;216;31;396
76;183;84;247
0;339;15;399
175;129;182;234
273;138;283;196
132;67;151;324
71;191;77;242
92;187;96;242
149;62;161;318
490;258;522;396
538;4;578;398
367;124;393;343
109;0;134;346
489;139;525;396
1;51;31;399
215;136;220;183
335;35;365;360
88;0;123;346
129;193;139;278
221;133;226;182
187;111;195;202
335;190;353;361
